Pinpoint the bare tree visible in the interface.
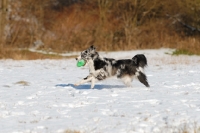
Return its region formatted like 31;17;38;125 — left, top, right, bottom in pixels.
0;0;8;47
116;0;158;47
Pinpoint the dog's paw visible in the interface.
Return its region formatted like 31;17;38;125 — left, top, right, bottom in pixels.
74;83;79;86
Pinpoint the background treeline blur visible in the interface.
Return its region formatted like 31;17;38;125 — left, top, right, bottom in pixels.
0;0;200;55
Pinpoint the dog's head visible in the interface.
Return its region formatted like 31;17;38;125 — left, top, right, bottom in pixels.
76;45;97;64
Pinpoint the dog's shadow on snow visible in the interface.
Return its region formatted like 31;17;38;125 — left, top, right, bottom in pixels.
55;83;124;90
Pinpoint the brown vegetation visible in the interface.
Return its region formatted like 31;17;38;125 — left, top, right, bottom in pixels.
64;130;80;133
0;0;200;59
0;47;73;60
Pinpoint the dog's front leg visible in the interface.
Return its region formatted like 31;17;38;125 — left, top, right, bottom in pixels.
75;75;96;89
74;76;92;86
90;77;96;89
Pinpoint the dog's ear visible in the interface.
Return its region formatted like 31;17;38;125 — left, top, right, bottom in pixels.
132;56;138;64
90;45;96;50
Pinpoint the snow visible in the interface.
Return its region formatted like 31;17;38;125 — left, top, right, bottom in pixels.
1;49;200;133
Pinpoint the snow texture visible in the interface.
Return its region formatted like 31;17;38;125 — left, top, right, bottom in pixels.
0;49;200;133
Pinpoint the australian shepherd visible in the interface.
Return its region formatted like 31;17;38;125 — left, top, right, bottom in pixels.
75;45;150;89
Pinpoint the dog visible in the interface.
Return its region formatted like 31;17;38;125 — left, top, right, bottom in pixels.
75;45;150;89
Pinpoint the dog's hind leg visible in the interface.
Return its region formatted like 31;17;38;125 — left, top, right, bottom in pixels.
136;72;150;87
121;76;132;87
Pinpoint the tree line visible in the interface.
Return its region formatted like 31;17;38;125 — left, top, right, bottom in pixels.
0;0;200;52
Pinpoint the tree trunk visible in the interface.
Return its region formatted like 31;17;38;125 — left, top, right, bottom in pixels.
0;0;8;47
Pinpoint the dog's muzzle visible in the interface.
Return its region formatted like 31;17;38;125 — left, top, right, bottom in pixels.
75;55;82;61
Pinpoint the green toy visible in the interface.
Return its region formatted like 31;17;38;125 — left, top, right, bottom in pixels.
77;59;86;67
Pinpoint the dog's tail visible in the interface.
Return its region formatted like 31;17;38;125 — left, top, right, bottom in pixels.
132;54;147;68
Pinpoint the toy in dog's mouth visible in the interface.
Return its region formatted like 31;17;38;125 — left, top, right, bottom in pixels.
77;59;86;67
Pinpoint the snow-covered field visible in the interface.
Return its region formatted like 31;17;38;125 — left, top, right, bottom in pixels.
1;49;200;133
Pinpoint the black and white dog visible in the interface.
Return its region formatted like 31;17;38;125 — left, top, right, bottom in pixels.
75;45;150;89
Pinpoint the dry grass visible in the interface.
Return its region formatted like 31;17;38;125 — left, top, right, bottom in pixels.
64;124;200;133
1;0;200;59
64;130;80;133
15;81;30;86
161;122;200;133
175;37;200;56
0;47;76;60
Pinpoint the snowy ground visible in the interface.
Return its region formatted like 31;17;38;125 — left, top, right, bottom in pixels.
0;49;200;133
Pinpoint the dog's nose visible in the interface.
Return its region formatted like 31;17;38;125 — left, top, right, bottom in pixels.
75;58;78;60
